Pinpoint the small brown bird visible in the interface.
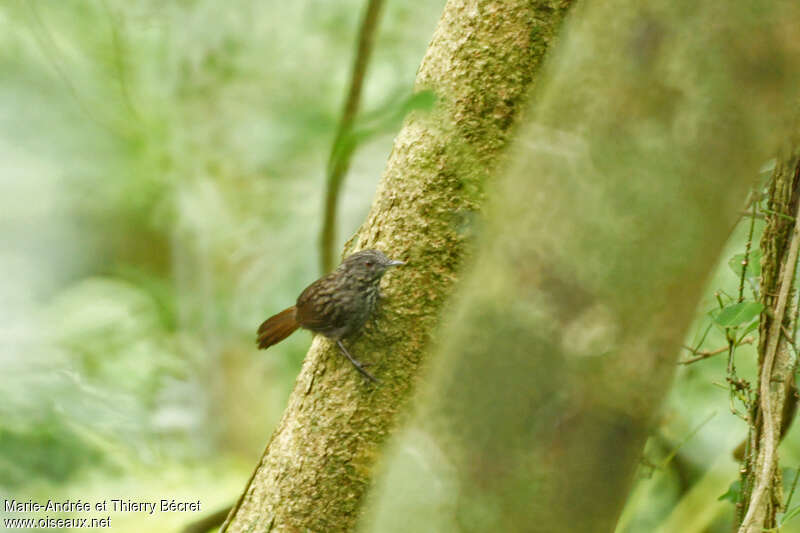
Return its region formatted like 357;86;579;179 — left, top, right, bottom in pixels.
257;249;404;382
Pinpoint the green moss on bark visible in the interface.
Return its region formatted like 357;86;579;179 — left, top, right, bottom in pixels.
221;1;575;532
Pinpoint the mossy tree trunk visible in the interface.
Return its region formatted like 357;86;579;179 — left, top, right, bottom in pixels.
738;142;800;532
221;1;575;531
359;1;800;532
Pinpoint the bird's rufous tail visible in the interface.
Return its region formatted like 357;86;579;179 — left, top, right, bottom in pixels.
257;306;300;349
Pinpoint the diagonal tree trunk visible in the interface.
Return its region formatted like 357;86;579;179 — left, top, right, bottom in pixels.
359;1;800;532
221;1;576;531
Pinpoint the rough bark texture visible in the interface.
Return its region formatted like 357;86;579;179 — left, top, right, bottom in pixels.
361;1;800;532
221;1;575;531
738;144;800;532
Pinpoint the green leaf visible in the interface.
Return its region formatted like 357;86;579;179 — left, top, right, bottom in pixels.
713;302;764;327
781;504;800;525
400;90;437;114
738;319;761;339
760;158;777;174
718;480;741;503
728;250;762;278
352;90;438;142
330;91;439;169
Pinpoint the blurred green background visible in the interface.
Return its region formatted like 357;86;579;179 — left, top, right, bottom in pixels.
0;1;443;530
1;1;799;532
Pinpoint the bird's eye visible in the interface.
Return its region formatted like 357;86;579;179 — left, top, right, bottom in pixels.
365;261;373;267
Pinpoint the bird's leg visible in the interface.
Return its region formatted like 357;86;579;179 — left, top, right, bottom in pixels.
336;340;378;383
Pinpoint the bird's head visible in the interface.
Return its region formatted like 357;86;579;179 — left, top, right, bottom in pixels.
340;249;405;282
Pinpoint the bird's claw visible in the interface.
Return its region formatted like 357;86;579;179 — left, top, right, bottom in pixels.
336;340;379;383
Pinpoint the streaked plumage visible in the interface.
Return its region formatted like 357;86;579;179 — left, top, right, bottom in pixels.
256;249;404;382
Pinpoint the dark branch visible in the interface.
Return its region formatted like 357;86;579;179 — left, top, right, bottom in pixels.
319;0;386;273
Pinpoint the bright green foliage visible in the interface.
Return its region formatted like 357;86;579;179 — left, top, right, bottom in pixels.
729;250;762;278
712;302;764;328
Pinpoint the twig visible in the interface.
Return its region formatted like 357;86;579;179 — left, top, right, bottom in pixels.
657;411;716;470
679;337;754;365
786;466;800;514
781;325;798;352
319;0;386;273
739;211;766;220
738;199;758;304
686;322;713;356
723;200;759;427
761;207;796;222
182;504;233;533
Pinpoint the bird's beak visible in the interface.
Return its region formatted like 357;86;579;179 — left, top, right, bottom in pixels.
387;259;405;267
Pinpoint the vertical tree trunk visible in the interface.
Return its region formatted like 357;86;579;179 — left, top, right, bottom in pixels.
221;1;575;531
738;142;800;532
360;1;800;532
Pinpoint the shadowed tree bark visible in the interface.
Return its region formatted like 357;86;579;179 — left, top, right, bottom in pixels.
359;1;800;532
221;1;575;531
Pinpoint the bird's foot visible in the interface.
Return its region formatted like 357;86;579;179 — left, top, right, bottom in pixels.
336;340;379;383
